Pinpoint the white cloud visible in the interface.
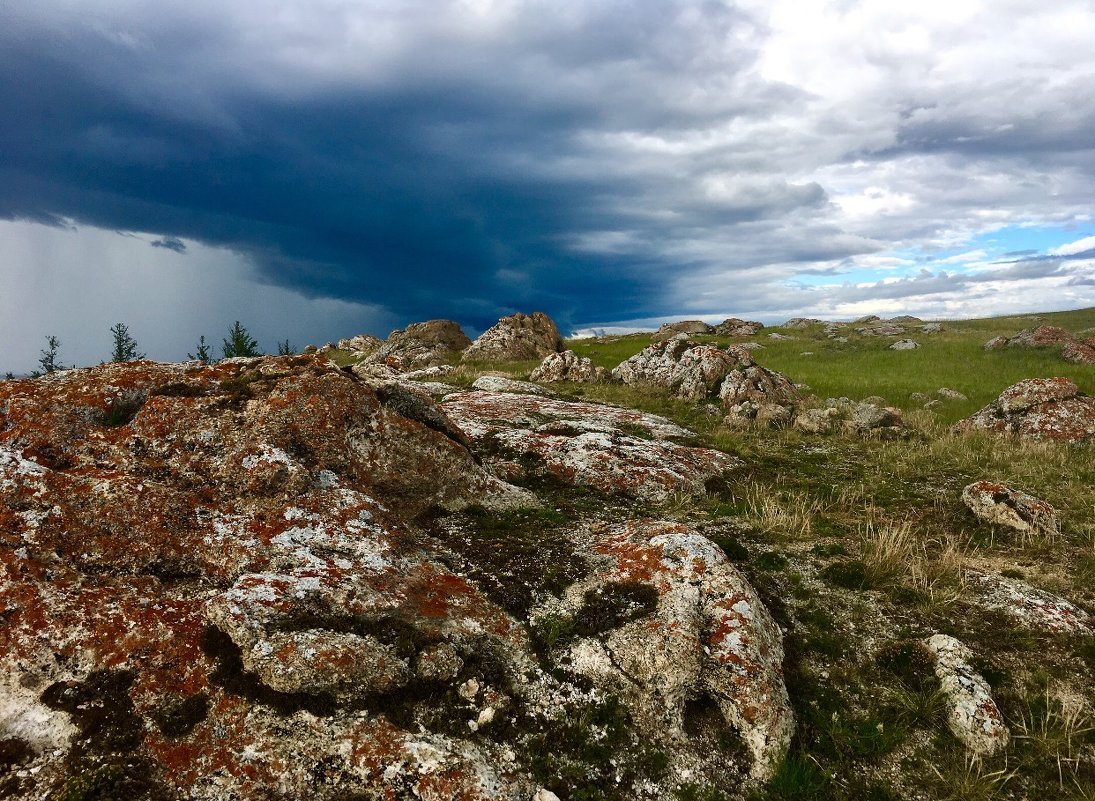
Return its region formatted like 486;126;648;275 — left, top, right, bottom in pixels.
1050;235;1095;256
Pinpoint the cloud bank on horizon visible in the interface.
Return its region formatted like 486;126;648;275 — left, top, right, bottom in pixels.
1;0;1094;370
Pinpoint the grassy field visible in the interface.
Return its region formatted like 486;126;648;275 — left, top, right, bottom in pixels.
567;307;1095;425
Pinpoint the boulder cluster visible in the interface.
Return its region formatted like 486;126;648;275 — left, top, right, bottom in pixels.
954;377;1095;443
983;325;1095;364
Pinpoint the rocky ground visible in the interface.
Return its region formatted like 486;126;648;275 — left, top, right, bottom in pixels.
2;308;1094;800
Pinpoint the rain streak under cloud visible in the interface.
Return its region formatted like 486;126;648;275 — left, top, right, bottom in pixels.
1;0;1094;371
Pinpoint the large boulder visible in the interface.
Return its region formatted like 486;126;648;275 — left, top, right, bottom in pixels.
442;391;740;502
983;326;1095;364
781;318;822;329
336;334;383;355
536;521;794;783
463;312;563;362
961;481;1060;539
529;350;608;383
367;319;472;371
714;318;764;337
954;378;1095;443
611;339;798;410
652;320;714;341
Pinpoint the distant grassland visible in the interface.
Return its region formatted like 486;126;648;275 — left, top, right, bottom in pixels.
567;307;1095;425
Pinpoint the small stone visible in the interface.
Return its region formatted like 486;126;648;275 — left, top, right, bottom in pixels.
889;339;919;350
458;678;480;701
476;706;496;727
533;790;562;801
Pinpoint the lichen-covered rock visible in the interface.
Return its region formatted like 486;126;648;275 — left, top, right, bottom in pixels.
366;319;472;371
714;318;764;337
983;326;1095;363
529;350;608;383
336;334;383;354
472;375;557;396
856;324;906;337
463;312;563;362
781;318;822;329
954;378;1095;443
968;572;1092;634
540;521;793;783
442;391;740;502
652;320;714;341
921;322;944;333
923;635;1009;756
889;339;919;350
612;339;798;412
793;399;902;437
0;356;557;801
961;481;1061;538
937;388;967;400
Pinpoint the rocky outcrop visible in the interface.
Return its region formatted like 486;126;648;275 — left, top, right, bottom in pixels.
983;326;1095;363
0;356;551;801
529;350;608;383
463;312;563;362
923;635;1009;756
0;356;796;801
537;521;793;782
962;481;1060;539
954;378;1095;443
782;318;822;329
367;319;472;371
612;339;798;411
336;334;383;354
442;391;741;502
969;572;1092;635
856;324;906;337
714;318;764;337
793;399;903;437
652;320;714;341
472;375;556;396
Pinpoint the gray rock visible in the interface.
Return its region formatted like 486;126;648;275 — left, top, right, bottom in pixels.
472;375;557;396
463;312;563;361
652;320;715;341
367;320;471;371
530;350;608;383
923;635;1009;756
889;339;919;350
962;481;1060;538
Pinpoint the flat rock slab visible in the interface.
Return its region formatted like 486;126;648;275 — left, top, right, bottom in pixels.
443;391;741;502
969;571;1092;635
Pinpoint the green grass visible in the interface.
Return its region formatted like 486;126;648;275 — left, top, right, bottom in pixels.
566;307;1095;425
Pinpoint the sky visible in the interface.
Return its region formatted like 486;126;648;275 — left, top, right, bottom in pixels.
2;0;1094;372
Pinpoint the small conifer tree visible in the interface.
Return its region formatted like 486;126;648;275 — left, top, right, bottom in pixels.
222;321;261;358
189;335;214;364
110;322;145;362
38;335;62;375
277;339;294;356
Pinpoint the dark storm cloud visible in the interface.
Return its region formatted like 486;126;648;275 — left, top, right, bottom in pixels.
1;0;1093;346
150;236;187;253
0;1;792;333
